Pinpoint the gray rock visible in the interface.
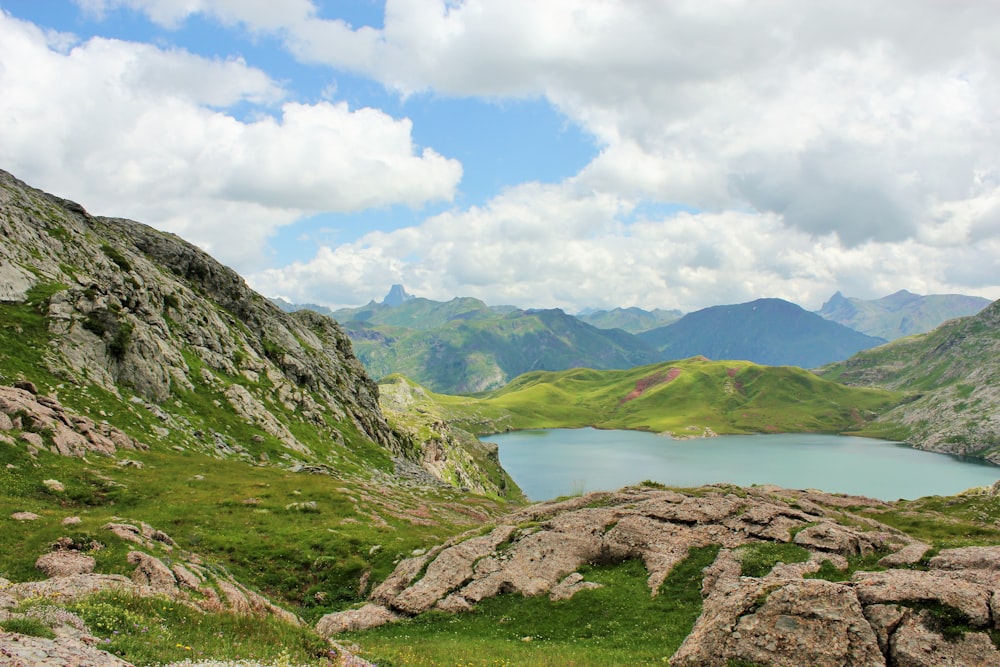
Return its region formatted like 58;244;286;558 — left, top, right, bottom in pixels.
672;578;883;667
929;546;1000;572
35;551;96;577
852;569;992;627
127;551;177;592
879;542;931;567
549;572;603;601
890;610;1000;666
315;603;400;636
0;631;135;666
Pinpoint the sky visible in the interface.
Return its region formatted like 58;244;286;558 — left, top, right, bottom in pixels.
1;1;999;314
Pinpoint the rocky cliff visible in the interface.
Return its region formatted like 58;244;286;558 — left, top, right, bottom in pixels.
0;168;511;491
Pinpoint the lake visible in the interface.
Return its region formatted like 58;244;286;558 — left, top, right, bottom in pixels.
488;428;1000;501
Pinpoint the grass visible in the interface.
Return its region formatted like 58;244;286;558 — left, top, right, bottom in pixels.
346;546;721;667
864;493;1000;549
0;439;511;620
64;591;330;666
735;542;810;578
0;616;57;639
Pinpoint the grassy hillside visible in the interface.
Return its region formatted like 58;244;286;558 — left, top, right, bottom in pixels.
384;357;901;438
639;298;886;368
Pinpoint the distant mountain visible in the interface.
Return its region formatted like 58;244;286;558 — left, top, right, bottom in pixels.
382;283;415;306
638;298;886;368
269;296;335;317
345;307;659;394
332;295;516;330
577;306;683;333
818;298;1000;461
817;289;991;340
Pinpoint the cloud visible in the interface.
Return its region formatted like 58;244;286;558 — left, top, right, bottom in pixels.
271;1;1000;247
248;180;999;314
0;11;461;271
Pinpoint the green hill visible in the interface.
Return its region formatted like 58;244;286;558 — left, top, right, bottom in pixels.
391;357;900;437
818;298;1000;460
817;289;991;340
639;298;886;368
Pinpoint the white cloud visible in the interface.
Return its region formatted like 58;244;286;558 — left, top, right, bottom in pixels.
272;1;1000;248
248;181;1000;314
0;11;461;271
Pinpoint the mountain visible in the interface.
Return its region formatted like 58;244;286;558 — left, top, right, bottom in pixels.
347;307;659;394
638;298;886;368
382;283;415;306
817;289;991;340
0;168;519;660
399;357;898;437
817;298;1000;461
577;306;684;333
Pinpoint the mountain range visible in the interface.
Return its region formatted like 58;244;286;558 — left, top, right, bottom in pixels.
277;286;986;394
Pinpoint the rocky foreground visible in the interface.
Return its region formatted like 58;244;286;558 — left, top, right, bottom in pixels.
6;481;1000;665
319;484;1000;666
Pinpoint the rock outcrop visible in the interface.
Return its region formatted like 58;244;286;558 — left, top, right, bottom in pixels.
0;385;147;458
316;485;909;635
316;484;1000;666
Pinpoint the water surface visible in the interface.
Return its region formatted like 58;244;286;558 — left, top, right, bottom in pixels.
489;428;999;501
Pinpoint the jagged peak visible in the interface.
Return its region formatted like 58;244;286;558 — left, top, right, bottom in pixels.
382;284;415;307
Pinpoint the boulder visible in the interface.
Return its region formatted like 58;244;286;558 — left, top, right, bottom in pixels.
672;578;883;666
127;551;177;592
315;604;400;637
793;522;880;555
878;542;931;567
889;610;1000;666
549;572;603;601
852;569;992;627
929;546;1000;572
0;631;135;666
35;551;96;577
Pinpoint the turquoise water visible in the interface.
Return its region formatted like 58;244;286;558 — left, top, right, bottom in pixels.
488;428;1000;501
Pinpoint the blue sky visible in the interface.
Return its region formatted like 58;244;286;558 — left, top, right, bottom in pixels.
1;1;999;312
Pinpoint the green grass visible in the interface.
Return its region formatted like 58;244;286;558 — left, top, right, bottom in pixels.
0;436;513;623
347;546;721;667
0;616;57;639
867;494;1000;549
735;542;810;577
65;591;329;666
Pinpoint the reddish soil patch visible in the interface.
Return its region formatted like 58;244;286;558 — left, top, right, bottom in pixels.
727;367;738;377
621;368;682;403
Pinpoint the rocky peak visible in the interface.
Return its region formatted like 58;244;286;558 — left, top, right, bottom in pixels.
0;168;408;466
382;283;415;307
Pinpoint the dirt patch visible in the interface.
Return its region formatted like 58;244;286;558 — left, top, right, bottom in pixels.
621;368;682;403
